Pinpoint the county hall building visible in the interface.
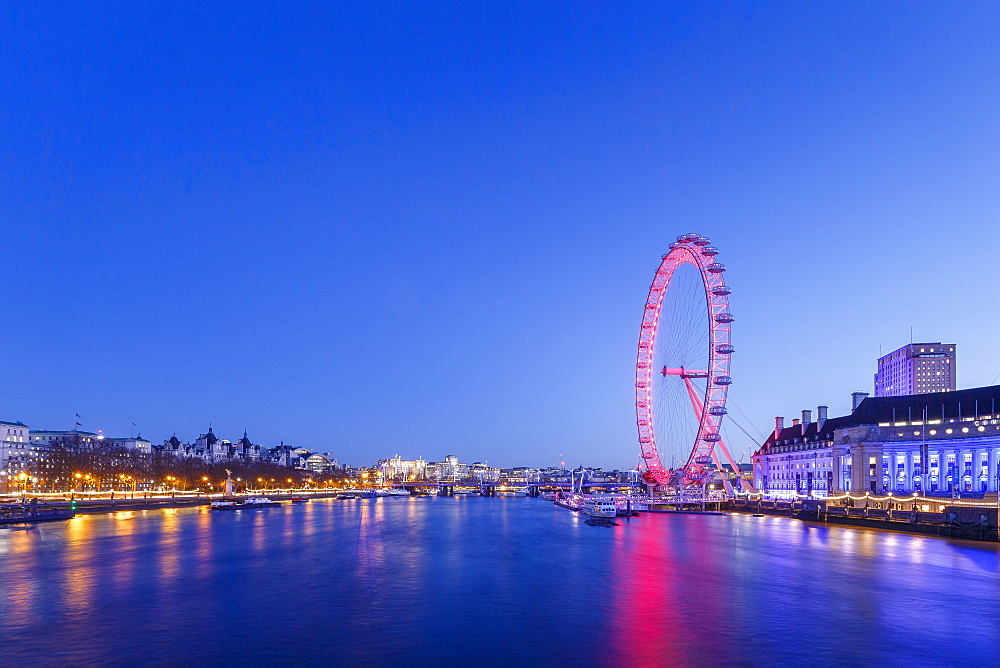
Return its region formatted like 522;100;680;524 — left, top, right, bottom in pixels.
752;384;1000;499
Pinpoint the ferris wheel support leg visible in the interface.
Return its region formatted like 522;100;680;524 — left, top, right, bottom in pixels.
715;436;757;493
680;377;756;494
713;435;756;493
711;448;735;496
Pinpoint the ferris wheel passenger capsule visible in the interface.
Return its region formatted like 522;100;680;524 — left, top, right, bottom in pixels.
702;433;721;442
711;285;732;295
675;234;689;243
714;375;733;385
714;313;735;323
668;242;682;250
706;263;726;273
709;406;728;416
715;344;735;354
700;246;719;256
693;236;711;246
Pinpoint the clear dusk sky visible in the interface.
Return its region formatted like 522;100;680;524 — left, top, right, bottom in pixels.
3;2;999;469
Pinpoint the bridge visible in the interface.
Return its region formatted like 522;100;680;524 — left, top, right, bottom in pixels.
377;480;646;497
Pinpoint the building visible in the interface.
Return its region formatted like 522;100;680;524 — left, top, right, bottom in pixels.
753;384;1000;498
104;436;153;452
426;454;469;481
0;419;31;474
194;427;234;463
305;453;339;475
266;443;310;469
469;462;500;483
29;429;101;448
874;342;956;397
233;431;263;461
378;455;427;481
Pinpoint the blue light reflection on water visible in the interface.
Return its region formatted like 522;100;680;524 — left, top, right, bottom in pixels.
1;498;998;666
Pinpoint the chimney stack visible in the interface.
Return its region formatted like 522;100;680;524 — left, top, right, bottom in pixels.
774;416;784;437
801;410;812;425
792;418;800;426
817;405;828;430
851;392;869;411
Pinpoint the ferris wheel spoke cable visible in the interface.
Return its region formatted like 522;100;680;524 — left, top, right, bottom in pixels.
722;415;763;449
726;397;768;442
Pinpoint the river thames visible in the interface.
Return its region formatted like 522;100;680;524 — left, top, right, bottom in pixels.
1;497;998;666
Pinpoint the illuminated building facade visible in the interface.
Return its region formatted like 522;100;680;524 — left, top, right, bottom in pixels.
0;419;31;475
426;454;469;481
305;453;339;474
874;342;956;397
754;385;1000;499
378;455;427;481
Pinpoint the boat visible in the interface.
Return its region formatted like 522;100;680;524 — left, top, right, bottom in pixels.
554;493;584;511
289;497;309;503
376;489;411;497
211;496;280;510
0;506;75;525
336;493;358;500
584;498;619;519
584;517;619;527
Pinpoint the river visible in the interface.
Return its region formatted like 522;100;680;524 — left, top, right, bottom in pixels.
1;496;997;666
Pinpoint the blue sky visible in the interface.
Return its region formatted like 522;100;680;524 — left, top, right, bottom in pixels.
2;2;999;468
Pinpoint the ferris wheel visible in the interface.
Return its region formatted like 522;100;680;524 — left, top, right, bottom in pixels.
634;233;748;491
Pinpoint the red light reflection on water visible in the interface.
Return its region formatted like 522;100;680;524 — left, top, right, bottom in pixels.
608;516;732;666
609;518;682;665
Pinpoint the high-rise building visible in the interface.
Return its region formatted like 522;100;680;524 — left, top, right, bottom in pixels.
874;342;956;397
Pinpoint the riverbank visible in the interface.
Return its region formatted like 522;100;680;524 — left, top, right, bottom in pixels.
726;498;1000;542
0;492;347;517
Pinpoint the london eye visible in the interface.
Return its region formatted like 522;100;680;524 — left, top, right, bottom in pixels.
635;233;747;492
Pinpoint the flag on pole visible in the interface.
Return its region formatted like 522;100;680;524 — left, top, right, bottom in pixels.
75;413;82;427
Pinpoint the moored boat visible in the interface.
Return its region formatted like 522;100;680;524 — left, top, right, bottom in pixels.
0;506;75;525
554;494;584;511
377;488;411;497
211;496;280;510
584;498;618;519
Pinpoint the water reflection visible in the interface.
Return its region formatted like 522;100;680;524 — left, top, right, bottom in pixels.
0;500;998;665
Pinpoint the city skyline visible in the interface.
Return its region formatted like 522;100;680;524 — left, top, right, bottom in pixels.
3;3;1000;470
